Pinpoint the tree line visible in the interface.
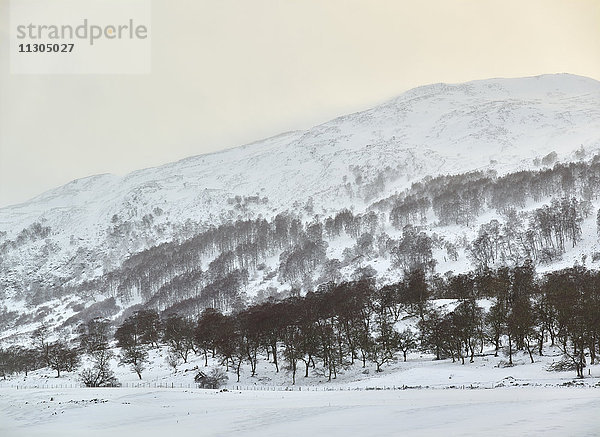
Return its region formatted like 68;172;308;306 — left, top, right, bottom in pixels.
377;156;600;229
1;262;598;383
10;155;600;330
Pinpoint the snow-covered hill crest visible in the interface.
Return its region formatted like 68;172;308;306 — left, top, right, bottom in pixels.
3;74;600;229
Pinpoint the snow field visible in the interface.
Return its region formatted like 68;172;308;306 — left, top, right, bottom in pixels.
1;386;599;437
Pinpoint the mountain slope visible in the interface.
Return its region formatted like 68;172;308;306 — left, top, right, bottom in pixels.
1;73;600;308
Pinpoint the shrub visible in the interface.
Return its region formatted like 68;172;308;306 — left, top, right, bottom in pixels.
195;367;228;389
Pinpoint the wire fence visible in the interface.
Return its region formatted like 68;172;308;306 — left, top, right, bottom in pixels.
0;382;568;391
1;380;597;391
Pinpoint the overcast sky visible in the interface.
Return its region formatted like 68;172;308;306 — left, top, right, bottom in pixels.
1;0;599;207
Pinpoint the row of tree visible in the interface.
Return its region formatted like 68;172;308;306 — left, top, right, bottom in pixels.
377;157;600;229
2;263;598;383
468;197;590;269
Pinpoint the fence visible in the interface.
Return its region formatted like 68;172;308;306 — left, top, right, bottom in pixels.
0;382;513;390
1;380;596;391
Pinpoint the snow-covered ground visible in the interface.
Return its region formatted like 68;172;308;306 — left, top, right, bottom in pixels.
1;386;599;437
2;343;600;391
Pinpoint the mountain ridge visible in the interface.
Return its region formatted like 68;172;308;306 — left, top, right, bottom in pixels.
3;73;600;212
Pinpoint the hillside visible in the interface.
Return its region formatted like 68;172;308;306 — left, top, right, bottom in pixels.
1;73;600;339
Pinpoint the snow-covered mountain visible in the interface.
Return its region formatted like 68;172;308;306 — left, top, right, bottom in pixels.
1;73;600;334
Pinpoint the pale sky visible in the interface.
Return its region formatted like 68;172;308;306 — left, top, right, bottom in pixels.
1;0;599;207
